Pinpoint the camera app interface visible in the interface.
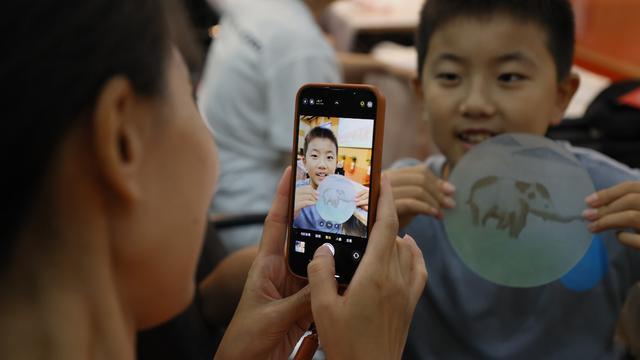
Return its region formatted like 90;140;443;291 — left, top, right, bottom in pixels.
290;88;377;282
293;116;374;235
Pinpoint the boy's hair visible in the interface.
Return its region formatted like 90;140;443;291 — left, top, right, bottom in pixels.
416;0;575;81
303;126;339;155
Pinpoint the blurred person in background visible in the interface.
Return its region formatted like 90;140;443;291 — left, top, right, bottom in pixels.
197;0;342;251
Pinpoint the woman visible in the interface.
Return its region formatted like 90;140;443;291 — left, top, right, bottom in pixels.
0;0;426;359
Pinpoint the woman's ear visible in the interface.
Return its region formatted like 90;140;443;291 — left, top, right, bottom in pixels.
411;76;424;98
551;72;580;126
91;76;151;204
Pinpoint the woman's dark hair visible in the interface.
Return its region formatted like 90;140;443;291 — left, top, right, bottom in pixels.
303;126;339;155
416;0;575;81
0;0;197;269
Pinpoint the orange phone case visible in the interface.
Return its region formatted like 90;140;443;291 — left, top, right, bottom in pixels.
285;83;386;283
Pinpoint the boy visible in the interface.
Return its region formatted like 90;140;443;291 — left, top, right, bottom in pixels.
294;126;369;236
387;0;640;358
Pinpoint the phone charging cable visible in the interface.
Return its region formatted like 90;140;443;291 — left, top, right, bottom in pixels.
293;323;319;360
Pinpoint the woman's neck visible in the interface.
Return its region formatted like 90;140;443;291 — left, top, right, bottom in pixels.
0;226;135;359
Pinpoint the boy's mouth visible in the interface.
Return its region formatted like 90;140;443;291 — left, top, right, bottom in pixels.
315;171;328;181
456;129;501;150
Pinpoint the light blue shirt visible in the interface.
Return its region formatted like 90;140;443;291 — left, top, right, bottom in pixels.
398;144;640;359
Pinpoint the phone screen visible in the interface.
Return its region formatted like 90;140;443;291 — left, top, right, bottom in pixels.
288;85;382;284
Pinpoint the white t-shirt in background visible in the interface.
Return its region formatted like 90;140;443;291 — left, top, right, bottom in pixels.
198;0;341;250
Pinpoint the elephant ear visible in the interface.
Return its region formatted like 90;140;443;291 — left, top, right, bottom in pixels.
515;181;531;194
535;183;551;199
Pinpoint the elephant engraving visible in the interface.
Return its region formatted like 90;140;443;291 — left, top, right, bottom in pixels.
320;188;352;208
466;176;582;238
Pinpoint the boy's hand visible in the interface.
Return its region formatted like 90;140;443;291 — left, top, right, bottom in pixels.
384;164;456;228
294;185;318;218
355;189;369;210
584;181;640;249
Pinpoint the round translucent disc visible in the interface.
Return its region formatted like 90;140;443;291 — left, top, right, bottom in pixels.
316;175;357;224
443;133;594;287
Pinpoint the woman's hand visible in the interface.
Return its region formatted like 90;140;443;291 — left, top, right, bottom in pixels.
384;164;456;228
584;181;640;249
294;185;318;219
215;167;312;360
307;175;428;360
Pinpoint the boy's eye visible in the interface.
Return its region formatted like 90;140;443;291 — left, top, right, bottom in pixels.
327;155;335;161
498;73;526;83
310;154;318;159
435;72;461;85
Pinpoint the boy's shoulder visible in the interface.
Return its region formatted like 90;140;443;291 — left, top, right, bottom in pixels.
561;142;640;189
296;178;311;188
390;142;639;187
390;154;447;177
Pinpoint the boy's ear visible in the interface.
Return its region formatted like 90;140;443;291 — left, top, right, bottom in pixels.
551;72;580;126
91;76;149;204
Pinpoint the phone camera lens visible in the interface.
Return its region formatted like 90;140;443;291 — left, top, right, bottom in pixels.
303;98;308;105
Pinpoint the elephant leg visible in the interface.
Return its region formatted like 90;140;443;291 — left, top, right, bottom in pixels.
499;212;514;231
497;212;510;229
511;200;529;238
481;206;499;227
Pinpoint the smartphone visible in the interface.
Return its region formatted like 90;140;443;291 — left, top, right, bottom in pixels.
286;83;385;284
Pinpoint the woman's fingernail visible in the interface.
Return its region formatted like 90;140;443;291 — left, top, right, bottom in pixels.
442;181;456;193
585;193;598;205
582;208;598;220
319;243;335;256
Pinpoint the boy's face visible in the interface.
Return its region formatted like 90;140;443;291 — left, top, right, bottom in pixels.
420;15;578;169
304;137;338;188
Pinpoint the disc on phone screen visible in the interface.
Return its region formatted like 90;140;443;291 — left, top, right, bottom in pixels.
316;175;357;224
443;133;595;287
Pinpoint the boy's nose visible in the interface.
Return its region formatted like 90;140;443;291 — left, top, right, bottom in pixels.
459;81;496;119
